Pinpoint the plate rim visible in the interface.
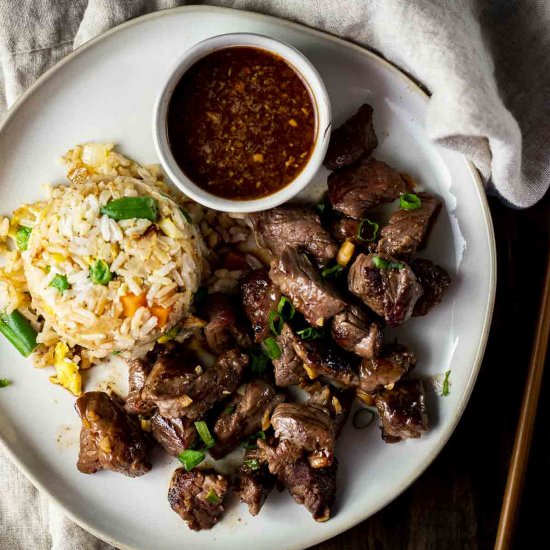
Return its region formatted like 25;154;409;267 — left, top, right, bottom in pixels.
0;5;497;549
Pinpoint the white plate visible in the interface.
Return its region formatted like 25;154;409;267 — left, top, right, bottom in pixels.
0;6;496;550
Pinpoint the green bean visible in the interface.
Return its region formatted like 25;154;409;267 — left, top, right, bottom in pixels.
100;196;158;222
0;310;38;357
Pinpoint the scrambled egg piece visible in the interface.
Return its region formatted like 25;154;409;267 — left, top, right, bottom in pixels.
49;342;82;396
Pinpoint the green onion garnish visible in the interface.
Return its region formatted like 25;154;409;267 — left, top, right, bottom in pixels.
249;350;270;374
441;370;451;396
180;207;192;223
268;310;283;335
178;449;205;471
297;327;324;340
205;489;221;504
0;310;38;357
193;287;207;305
399;193;422;211
15;226;32;251
223;404;236;416
277;296;295;321
100;196;159;222
0;378;11;388
243;458;261;471
357;218;379;242
352;408;376;429
194;420;215;449
89;259;112;285
372;256;388;269
372;256;404;270
263;337;281;360
321;264;344;279
49;274;70;294
244;430;266;450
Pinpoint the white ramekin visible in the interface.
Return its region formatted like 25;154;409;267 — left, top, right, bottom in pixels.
153;33;331;213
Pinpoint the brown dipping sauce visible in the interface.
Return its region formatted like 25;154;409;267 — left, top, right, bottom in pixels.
167;46;316;200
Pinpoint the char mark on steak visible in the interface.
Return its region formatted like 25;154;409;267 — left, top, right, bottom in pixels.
269;247;346;327
210;380;284;459
241;269;281;343
141;347;247;419
273;323;308;387
202;292;252;353
330;304;383;359
328;158;408;219
236;447;276;516
324;104;378;171
374;379;428;443
168;468;229;530
125;358;155;415
377;193;441;256
410;258;451;316
249;205;338;268
292;334;359;389
271;402;335;467
357;343;416;396
150;411;197;456
75;391;151;477
348;253;423;327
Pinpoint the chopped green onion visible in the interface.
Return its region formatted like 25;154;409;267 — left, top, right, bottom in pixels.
15;226;32;251
205;489;221;504
0;378;11;388
244;430;266;450
263;337;281;360
179;207;192;223
194;420;215;449
372;256;388;269
178;449;205;471
352;408;376;429
49;274;70;294
0;310;38;357
268;310;283;335
372;256;404;270
357;218;379;242
399;193;422;211
101;196;159;222
441;370;451;396
243;458;261;471
111;350;121;356
297;327;324;340
193;287;207;305
89;259;112;285
321;264;344;279
277;296;295;321
223;404;236;416
249;350;270;374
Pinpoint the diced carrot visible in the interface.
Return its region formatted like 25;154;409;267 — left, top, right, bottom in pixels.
121;292;147;317
150;305;171;328
222;251;248;271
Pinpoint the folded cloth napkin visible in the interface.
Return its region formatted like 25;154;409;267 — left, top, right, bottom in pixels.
0;0;548;548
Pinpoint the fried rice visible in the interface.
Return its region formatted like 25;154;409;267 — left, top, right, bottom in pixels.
0;143;254;395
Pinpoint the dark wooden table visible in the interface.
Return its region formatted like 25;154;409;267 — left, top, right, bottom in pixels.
310;196;550;550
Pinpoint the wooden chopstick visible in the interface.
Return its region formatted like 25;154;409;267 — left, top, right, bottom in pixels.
494;251;550;550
